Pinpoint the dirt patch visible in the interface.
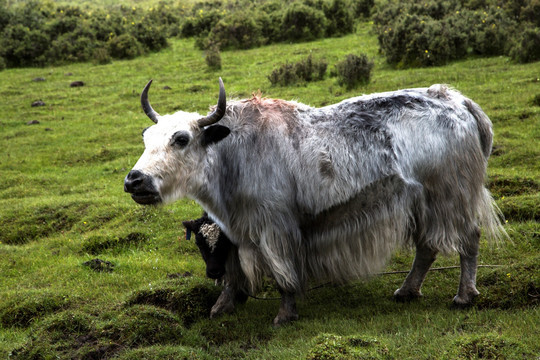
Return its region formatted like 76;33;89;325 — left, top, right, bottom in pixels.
82;258;115;272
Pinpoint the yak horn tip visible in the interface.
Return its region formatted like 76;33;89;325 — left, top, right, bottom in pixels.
141;79;160;124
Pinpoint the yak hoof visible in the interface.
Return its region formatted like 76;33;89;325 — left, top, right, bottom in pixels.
210;298;235;318
452;289;480;308
393;288;423;302
272;312;299;327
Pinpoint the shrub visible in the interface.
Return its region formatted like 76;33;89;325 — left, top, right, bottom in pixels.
107;33;143;59
130;21;168;52
0;56;5;71
256;1;284;42
521;0;540;27
465;7;516;57
510;25;540;63
294;54;328;82
335;53;374;89
268;63;299;86
92;47;112;65
0;0;10;33
180;8;225;38
354;0;375;18
205;12;263;50
281;2;327;42
323;0;355;37
0;24;50;67
268;54;327;86
205;45;222;70
373;0;531;67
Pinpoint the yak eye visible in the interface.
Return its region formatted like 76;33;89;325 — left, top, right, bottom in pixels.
171;131;190;148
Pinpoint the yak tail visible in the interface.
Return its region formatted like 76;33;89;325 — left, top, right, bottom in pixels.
464;98;493;159
478;187;509;244
463;98;510;243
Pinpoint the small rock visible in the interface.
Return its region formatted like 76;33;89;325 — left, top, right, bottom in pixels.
31;100;46;107
82;258;115;272
70;81;85;87
65;72;73;76
26;120;40;125
45;128;53;131
32;77;46;82
163;85;172;90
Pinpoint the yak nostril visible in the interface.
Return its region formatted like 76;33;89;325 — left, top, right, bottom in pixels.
124;170;145;192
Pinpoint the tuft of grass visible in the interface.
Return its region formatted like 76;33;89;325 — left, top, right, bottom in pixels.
126;277;221;327
82;232;149;255
0;293;71;328
0;202;89;245
306;333;388;360
454;333;535;359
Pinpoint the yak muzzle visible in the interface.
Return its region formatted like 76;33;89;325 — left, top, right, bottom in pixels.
124;170;161;205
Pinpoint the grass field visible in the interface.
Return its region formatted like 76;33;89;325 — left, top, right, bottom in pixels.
1;19;539;359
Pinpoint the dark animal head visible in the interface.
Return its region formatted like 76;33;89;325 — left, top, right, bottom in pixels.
124;78;230;205
182;213;232;279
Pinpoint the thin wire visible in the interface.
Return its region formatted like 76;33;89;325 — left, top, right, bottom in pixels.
247;264;505;301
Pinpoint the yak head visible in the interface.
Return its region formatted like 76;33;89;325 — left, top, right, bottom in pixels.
124;78;230;205
183;213;232;279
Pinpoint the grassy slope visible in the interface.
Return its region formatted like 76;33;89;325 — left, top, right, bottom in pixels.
0;22;539;359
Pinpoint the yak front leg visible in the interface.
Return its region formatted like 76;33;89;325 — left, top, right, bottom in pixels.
394;244;438;301
210;285;247;318
273;289;298;327
453;227;481;306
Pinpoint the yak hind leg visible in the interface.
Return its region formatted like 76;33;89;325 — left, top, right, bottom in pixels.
273;289;298;327
453;227;481;307
210;285;247;318
394;244;438;301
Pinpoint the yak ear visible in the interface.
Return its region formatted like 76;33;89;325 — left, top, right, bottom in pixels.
201;125;230;147
182;220;196;241
182;220;197;231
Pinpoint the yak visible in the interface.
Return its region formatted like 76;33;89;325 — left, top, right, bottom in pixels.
124;78;506;325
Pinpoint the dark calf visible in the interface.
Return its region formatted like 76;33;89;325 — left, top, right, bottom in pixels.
183;213;232;280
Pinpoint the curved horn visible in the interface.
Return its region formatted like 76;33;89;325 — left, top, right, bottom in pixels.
197;77;226;128
141;79;160;124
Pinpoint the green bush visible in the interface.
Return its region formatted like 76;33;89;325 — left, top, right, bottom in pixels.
0;56;6;71
256;1;285;42
510;25;540;63
130;21;168;52
180;8;225;38
205;45;222;70
281;2;327;42
92;47;112;65
373;0;534;67
335;53;374;89
268;54;327;86
205;12;263;50
521;0;540;26
323;0;355;37
0;24;50;67
354;0;375;18
107;33;143;59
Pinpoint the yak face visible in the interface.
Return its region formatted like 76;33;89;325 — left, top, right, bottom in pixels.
124;79;229;205
183;214;232;279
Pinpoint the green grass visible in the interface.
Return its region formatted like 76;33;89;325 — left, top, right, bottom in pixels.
1;19;539;359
